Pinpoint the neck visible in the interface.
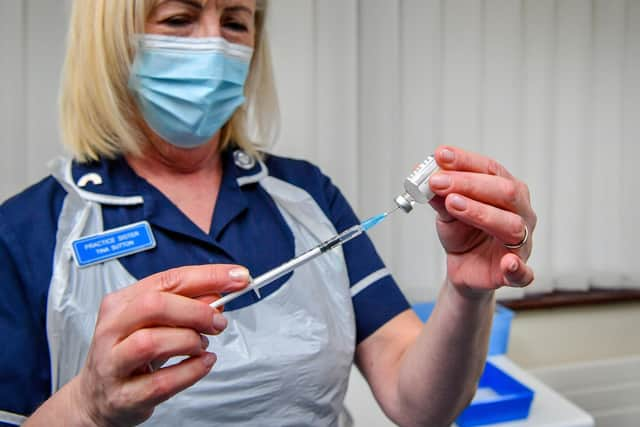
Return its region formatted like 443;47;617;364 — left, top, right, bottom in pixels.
125;134;225;234
126;134;222;177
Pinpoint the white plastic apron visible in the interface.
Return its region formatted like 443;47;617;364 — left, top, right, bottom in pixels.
47;157;356;426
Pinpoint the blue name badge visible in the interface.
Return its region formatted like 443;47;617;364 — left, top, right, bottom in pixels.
72;221;156;268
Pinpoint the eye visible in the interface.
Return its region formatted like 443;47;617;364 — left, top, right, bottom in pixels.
161;15;195;27
223;20;249;33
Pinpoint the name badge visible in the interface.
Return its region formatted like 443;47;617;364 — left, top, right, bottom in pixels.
72;221;156;268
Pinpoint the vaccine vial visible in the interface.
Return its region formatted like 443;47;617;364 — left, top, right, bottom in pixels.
394;155;439;213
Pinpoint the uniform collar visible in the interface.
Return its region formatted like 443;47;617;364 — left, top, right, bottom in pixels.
69;149;268;243
70;156;143;201
209;149;267;239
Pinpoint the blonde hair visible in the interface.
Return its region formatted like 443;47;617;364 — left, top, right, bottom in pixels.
60;0;278;162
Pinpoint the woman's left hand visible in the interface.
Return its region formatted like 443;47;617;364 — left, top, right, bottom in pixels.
428;145;537;294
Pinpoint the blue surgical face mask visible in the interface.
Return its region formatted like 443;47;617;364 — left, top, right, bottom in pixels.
128;35;253;149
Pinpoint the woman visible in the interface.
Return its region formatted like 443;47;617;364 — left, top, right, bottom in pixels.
0;0;536;426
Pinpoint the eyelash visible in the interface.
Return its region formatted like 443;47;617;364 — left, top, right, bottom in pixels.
159;16;248;33
161;15;194;27
223;20;248;32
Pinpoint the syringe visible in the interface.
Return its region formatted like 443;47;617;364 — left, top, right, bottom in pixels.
209;211;395;309
210;154;438;310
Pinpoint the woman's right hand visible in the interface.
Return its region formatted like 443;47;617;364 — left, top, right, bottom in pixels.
69;264;249;426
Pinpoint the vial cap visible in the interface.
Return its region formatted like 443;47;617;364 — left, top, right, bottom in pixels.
394;193;415;213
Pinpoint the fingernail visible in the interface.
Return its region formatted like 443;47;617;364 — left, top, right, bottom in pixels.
200;334;209;349
203;352;217;368
229;267;250;282
441;149;455;163
449;195;467;211
213;313;228;331
430;174;451;189
509;260;519;272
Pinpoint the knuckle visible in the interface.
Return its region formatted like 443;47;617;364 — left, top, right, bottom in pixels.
138;291;165;316
487;159;502;176
99;293;119;316
158;268;182;292
95;294;121;337
521;181;532;202
207;265;226;288
104;389;127;417
467;203;487;225
103;395;118;417
458;175;472;195
149;372;173;400
503;181;519;206
94;359;115;382
133;329;156;360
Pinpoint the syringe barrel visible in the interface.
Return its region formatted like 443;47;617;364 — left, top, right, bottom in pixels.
210;225;364;310
320;224;362;252
210;245;323;309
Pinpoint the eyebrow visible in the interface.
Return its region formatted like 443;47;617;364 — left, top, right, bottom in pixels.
157;0;252;15
224;6;253;16
219;0;254;15
157;0;204;9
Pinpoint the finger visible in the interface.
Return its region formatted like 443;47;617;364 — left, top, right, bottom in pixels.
130;264;251;300
195;294;223;308
114;292;228;338
430;171;531;216
119;352;217;410
501;254;535;287
98;266;249;321
434;145;515;179
428;195;456;223
444;194;528;248
112;327;210;377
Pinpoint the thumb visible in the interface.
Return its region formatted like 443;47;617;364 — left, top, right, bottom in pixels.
134;264;250;299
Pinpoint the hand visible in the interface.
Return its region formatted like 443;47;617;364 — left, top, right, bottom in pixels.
72;264;249;426
428;146;537;295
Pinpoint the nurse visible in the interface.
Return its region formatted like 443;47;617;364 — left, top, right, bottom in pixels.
0;0;536;426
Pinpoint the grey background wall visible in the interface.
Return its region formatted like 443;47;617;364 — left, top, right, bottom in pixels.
0;1;71;198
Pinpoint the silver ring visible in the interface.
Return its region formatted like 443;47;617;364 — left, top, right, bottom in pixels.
504;223;529;250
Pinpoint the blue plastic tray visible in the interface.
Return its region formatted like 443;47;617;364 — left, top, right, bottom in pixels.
456;361;534;427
